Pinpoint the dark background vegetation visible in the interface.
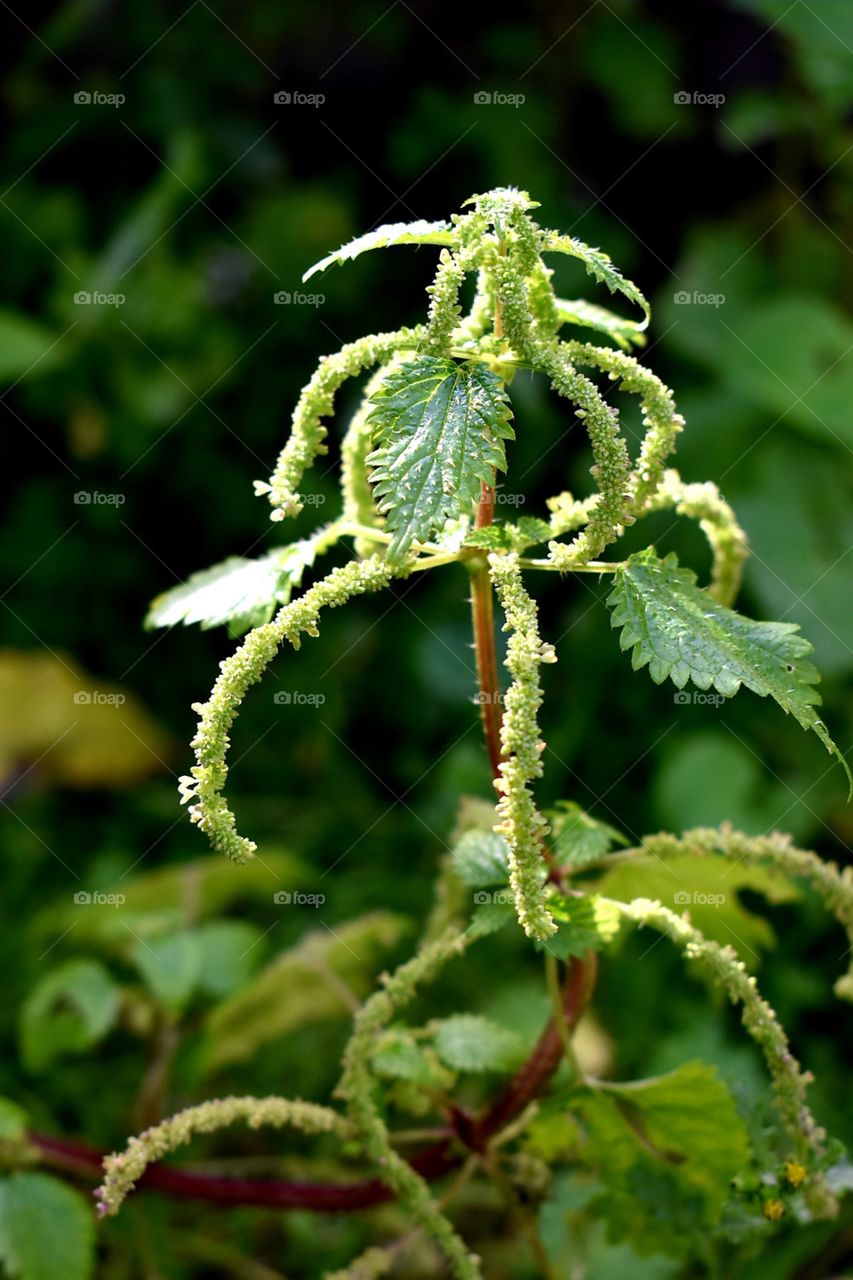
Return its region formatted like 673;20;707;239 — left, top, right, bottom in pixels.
1;1;851;1276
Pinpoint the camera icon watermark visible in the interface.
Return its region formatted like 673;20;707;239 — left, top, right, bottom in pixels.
273;691;326;706
273;291;325;307
273;90;325;107
74;90;125;107
474;691;506;706
673;690;727;708
73;890;126;907
73;491;126;506
273;890;325;907
73;690;126;706
473;889;513;905
674;890;726;907
673;90;725;108
673;290;725;308
473;90;525;108
74;291;125;307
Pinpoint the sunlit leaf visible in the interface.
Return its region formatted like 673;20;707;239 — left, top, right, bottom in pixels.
608;549;850;788
303;220;454;282
146;529;332;636
367;356;514;559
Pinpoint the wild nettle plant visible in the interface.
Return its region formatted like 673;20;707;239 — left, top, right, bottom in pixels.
99;189;853;1277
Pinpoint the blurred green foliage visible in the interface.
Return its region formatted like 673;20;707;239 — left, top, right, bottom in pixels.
1;0;851;1276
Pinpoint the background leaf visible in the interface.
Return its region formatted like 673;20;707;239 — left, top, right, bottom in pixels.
596;852;799;958
202;913;411;1072
0;1174;93;1280
547;894;623;959
576;1062;751;1255
20;960;120;1072
131;929;201;1011
432;1013;525;1073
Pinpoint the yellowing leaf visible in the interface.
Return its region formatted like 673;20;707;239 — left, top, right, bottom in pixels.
0;650;170;788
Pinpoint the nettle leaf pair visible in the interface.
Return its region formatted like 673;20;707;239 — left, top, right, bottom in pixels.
107;188;853;1278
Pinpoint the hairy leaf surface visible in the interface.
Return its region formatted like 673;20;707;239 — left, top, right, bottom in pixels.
577;1062;750;1255
542;233;651;329
554;296;647;349
608;549;849;785
549;801;628;869
367;356;514;559
145;530;330;636
303;220;454;282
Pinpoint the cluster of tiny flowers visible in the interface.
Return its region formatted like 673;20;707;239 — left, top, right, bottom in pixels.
99;187;853;1276
324;1246;394;1280
186;557;398;863
183;187;710;883
265;326;425;520
616;896;837;1217
96;1095;350;1217
488;552;558;940
639;825;853;999
336;929;480;1280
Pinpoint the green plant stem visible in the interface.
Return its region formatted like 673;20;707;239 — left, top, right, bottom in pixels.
517;557;620;573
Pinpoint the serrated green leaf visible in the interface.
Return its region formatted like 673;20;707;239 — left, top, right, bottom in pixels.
540;1172;681;1280
463;525;510;551
371;1028;450;1089
0;1173;94;1280
372;1031;434;1085
145;530;331;636
549;802;628;869
547;894;623;959
20;960;120;1073
542;233;650;330
576;1062;751;1256
452;829;511;887
432;1014;524;1073
608;549;850;789
302;220;455;282
367;356;515;559
512;516;554;548
464;516;553;554
554;296;647;350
